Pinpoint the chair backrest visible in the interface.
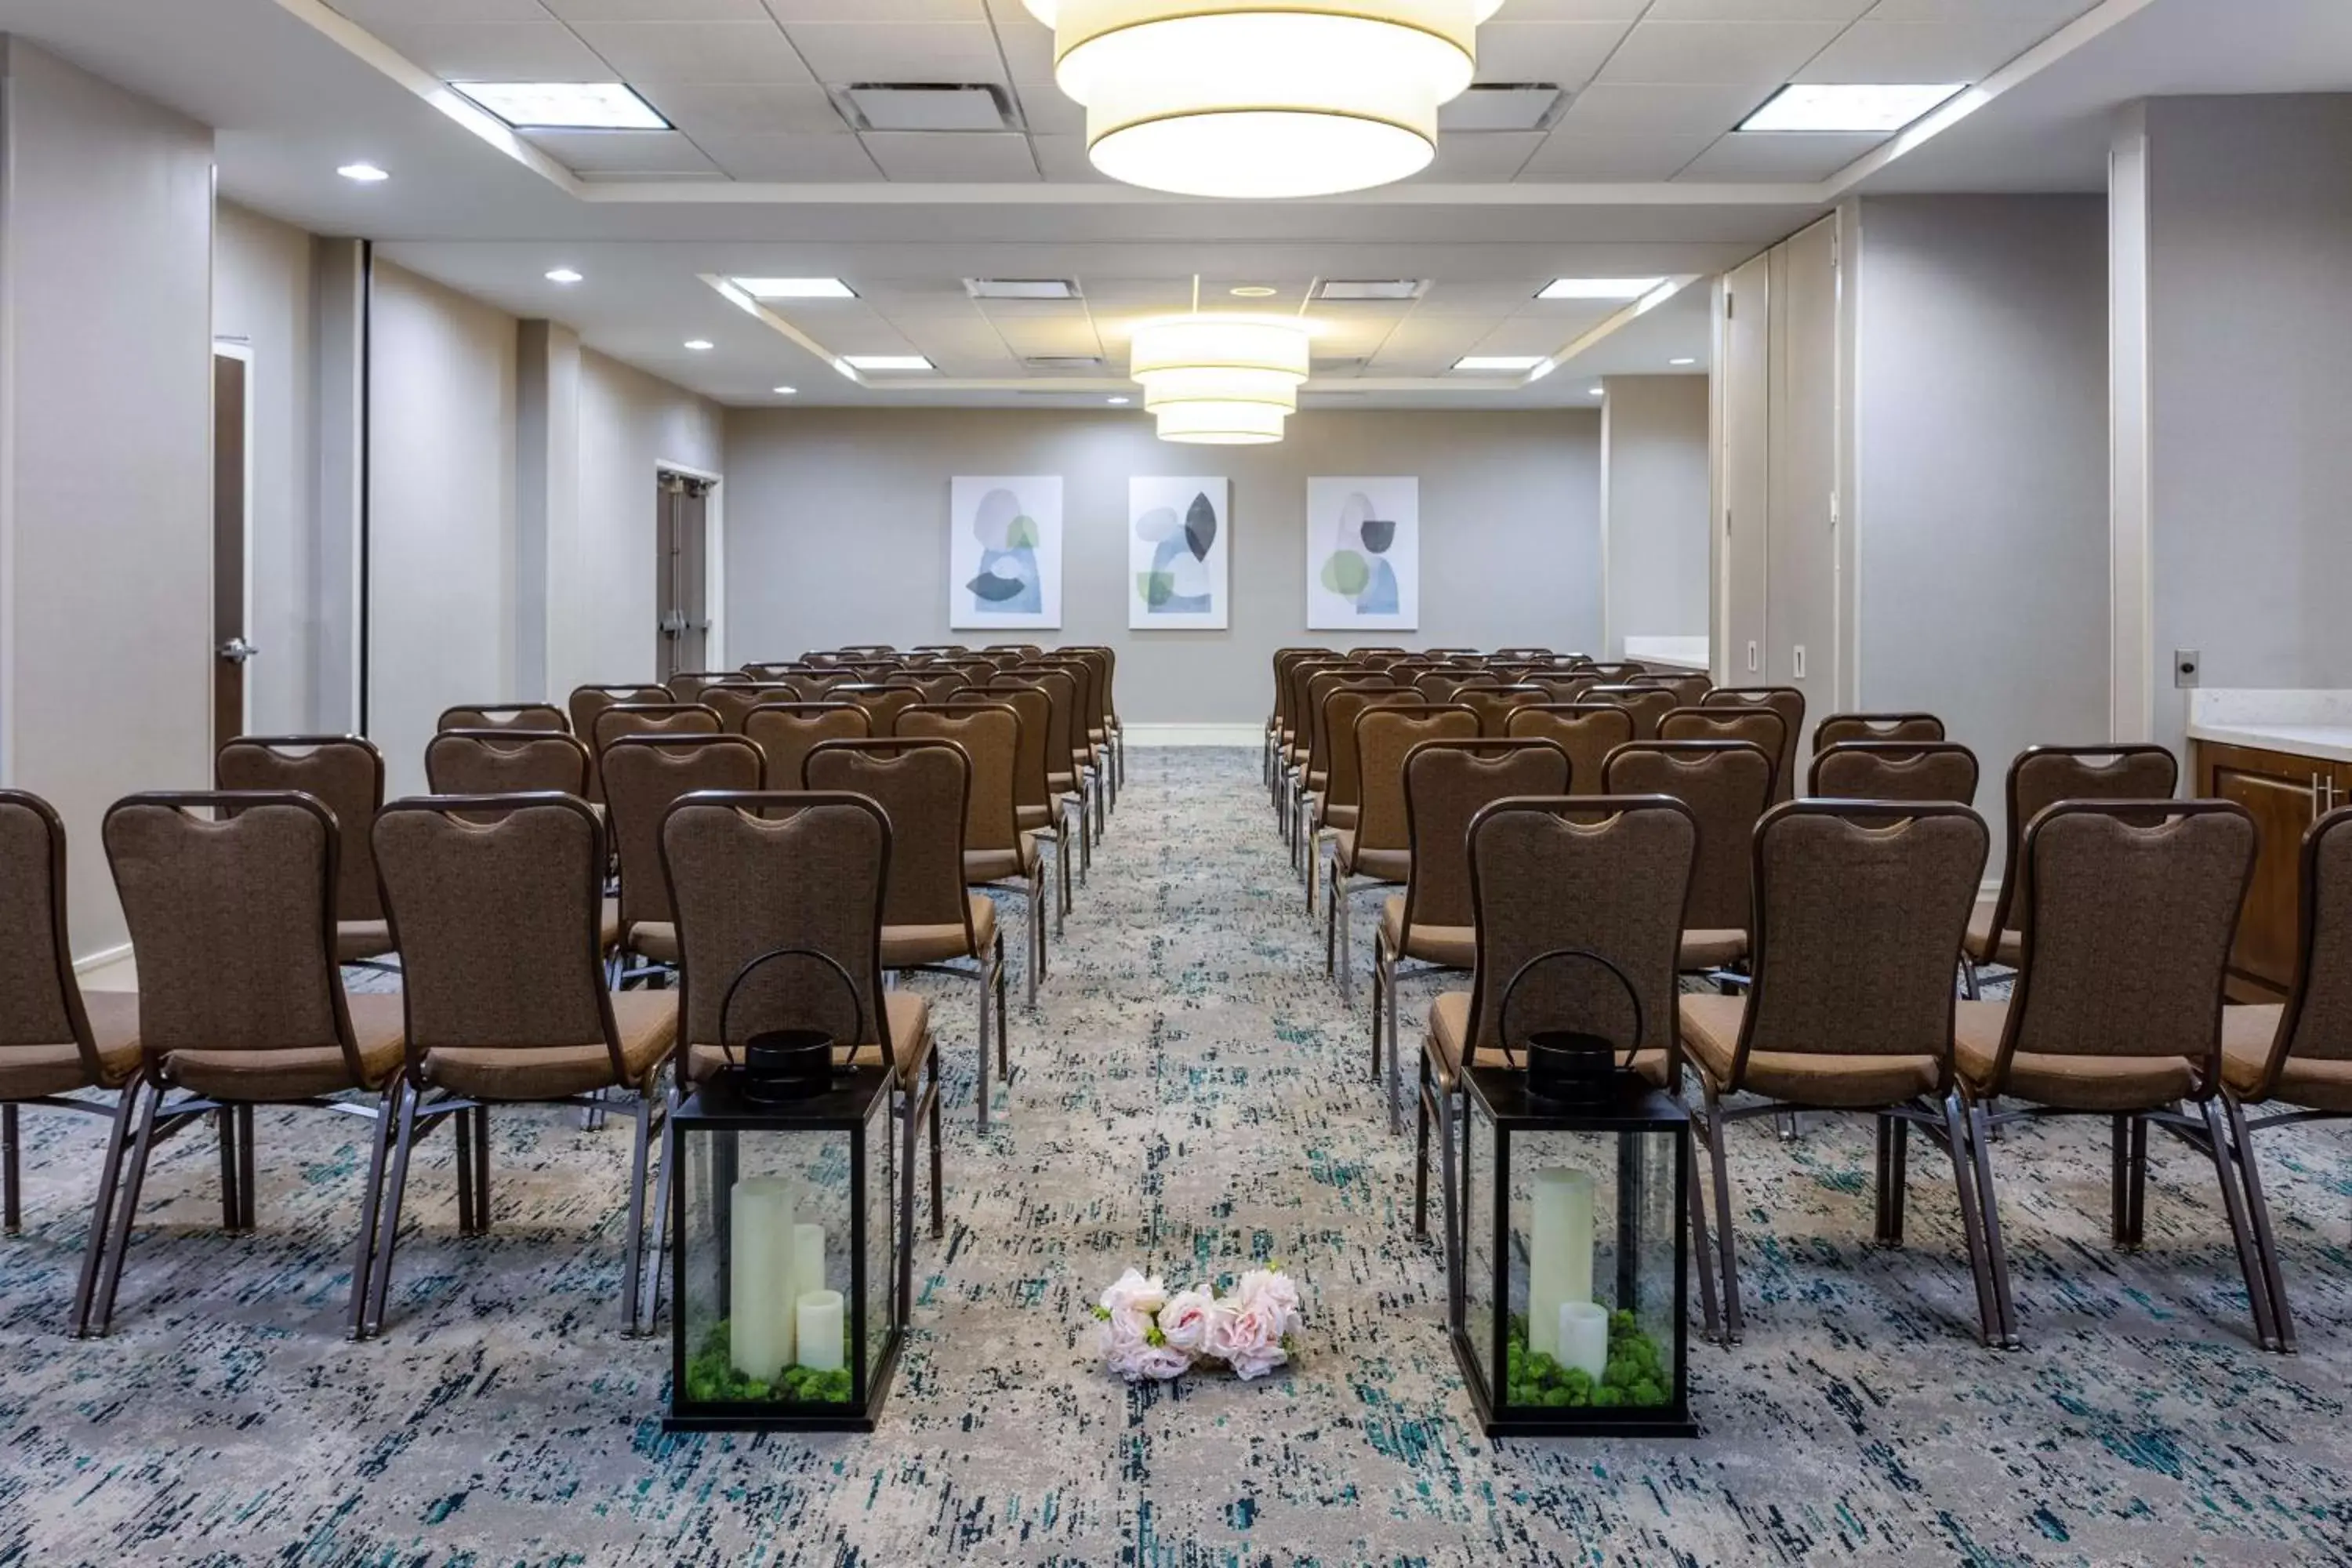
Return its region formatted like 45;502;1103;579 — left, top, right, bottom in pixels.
1354;706;1479;853
1993;801;2254;1083
424;730;591;797
1504;704;1635;797
699;683;799;734
662;793;895;1072
373;795;622;1078
997;669;1079;778
103;793;361;1080
1400;739;1572;934
1457;685;1548;739
740;703;870;792
1813;712;1944;755
898;673;970;705
1658;707;1788;793
823;684;917;739
0;790;102;1080
1584;685;1678;742
899;704;1022;857
951;686;1051;813
568;684;671;755
804;739;975;938
1461;795;1698;1068
1283;658;1345;741
1067;647;1115;735
1723;801;1991;1087
601;735;764;929
739;662;800;681
1581;661;1645;681
1301;669;1364;776
437;702;569;735
1987;743;2182;942
1040;656;1103;746
216;735;386;922
667;671;748;704
1631;673;1711;708
2244;806;2352;1094
1603;741;1776;933
1809;742;1980;806
781;672;852;701
1320;686;1414;812
592;703;724;760
1701;687;1806;802
1525;674;1600;704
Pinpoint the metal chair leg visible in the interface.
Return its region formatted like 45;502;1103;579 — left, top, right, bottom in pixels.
1414;1055;1432;1237
975;960;994;1133
72;1085;142;1338
472;1105;491;1229
2;1103;20;1233
1698;1083;1744;1344
346;1087;397;1340
619;1094;653;1335
928;1055;945;1239
995;939;1011;1081
639;1082;679;1336
2225;1094;2294;1353
236;1105;256;1232
1383;944;1404;1137
1938;1092;2001;1348
364;1083;424;1338
1686;1134;1722;1345
216;1107;241;1232
90;1080;165;1338
1436;1080;1464;1334
2200;1096;2281;1353
454;1105;477;1236
1874;1114;1910;1247
1965;1098;2021;1348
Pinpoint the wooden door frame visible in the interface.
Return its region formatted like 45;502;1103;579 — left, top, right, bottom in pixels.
213;339;256;746
658;460;724;673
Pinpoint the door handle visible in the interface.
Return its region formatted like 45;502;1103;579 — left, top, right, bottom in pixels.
216;637;260;665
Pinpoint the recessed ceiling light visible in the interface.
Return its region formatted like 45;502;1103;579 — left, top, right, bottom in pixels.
843;354;935;372
1451;355;1546;373
733;277;857;300
774;386;798;395
1670;357;1697;367
452;82;669;131
337;162;389;183
1537;278;1663;301
1108;396;1131;405
684;339;714;351
1229;285;1279;299
1740;83;1966;134
545;267;583;284
1588;386;1606;396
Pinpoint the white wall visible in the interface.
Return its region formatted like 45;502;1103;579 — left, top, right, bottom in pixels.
0;38;215;960
1600;376;1710;659
723;408;1603;726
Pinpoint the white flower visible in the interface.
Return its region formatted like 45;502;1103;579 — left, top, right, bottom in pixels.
1158;1288;1215;1355
1234;1269;1301;1334
1127;1344;1192;1381
1098;1267;1169;1318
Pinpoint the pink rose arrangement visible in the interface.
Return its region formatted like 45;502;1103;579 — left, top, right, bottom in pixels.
1093;1265;1303;1383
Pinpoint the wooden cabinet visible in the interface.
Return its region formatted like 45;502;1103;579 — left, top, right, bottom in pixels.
2196;742;2352;998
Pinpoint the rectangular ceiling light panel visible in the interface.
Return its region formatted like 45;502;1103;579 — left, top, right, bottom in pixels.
1451;355;1546;372
967;279;1082;300
1537;277;1664;300
1438;83;1565;133
1740;83;1967;134
452;82;669;131
1316;280;1426;302
733;278;858;299
843;84;1014;133
844;354;936;372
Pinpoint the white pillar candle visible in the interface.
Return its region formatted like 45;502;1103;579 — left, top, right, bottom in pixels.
1559;1301;1610;1383
728;1177;797;1381
791;1221;826;1303
797;1290;846;1374
1527;1167;1596;1359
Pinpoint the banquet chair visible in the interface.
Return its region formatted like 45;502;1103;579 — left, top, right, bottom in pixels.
216;735;394;967
900;704;1049;1009
1504;705;1635;797
1700;688;1807;804
437;703;569;734
1809;742;1980;807
1603;741;1776;980
601;735;763;975
1329;706;1476;1000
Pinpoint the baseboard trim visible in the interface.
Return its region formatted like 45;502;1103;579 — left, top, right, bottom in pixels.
73;941;132;976
1125;723;1264;748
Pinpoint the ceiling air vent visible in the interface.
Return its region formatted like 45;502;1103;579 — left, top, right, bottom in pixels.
839;84;1016;133
1314;281;1425;303
1439;83;1567;133
1021;355;1107;372
967;278;1083;300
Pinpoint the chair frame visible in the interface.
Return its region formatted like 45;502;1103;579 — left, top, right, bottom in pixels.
901;702;1050;1011
424;729;591;797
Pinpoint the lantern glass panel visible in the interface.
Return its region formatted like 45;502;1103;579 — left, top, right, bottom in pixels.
861;1084;895;1395
1463;1089;1499;1379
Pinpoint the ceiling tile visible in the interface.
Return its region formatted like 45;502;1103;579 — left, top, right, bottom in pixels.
691;131;883;178
986;4;1058;82
1011;88;1085;135
1029;133;1110;181
1469;319;1584;356
1472;21;1635;85
1675;129;1885;180
1411;132;1547;182
635;82;848;136
1484;0;1648;18
859;130;1040;180
1645;0;1875;20
1518;129;1717;180
1795;16;2075;82
368;22;615;79
764;0;988;18
785;21;1011;82
1551;81;1769;136
568;20;815;82
543;0;771;20
1592;20;1848;85
521;128;724;173
1864;0;2095;21
328;0;550;24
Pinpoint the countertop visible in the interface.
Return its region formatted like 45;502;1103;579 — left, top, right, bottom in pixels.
2186;690;2352;764
2187;720;2352;766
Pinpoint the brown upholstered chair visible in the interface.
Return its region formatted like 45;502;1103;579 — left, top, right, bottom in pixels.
1266;648;1319;790
741;702;869;793
805;739;1012;1128
1604;741;1776;977
437;703;569;734
568;685;672;798
1504;704;1636;797
1659;706;1788;783
1456;685;1548;739
666;671;748;704
1809;742;1980;807
1526;674;1601;704
698;683;799;734
1700;688;1806;804
91;792;406;1338
425;730;591;797
897;673;970;706
900;704;1047;1008
947;684;1073;926
2216;804;2352;1352
1582;661;1646;681
1632;673;1712;708
1327;706;1478;998
365;795;677;1338
601;735;764;971
1967;744;2180;993
1373;739;1571;1134
996;667;1094;874
781;672;852;701
591;703;723;779
1585;684;1677;741
1813;712;1944;754
0;791;142;1333
216;735;394;967
1305;685;1413;912
1036;655;1112;828
1294;673;1397;876
1680;800;1994;1345
738;661;801;681
1418;796;1700;1325
1951;800;2265;1350
659;791;942;1314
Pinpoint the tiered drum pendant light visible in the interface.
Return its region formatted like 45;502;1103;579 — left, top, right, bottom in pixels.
1130;314;1313;445
1022;0;1508;199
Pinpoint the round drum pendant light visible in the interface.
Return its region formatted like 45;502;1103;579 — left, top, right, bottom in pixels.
1022;0;1507;199
1130;315;1312;445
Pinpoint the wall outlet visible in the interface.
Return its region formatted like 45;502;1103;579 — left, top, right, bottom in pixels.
2173;649;2201;689
1792;644;1807;680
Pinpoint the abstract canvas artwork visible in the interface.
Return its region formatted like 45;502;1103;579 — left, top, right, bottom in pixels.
949;477;1063;630
1128;477;1229;630
1306;477;1419;630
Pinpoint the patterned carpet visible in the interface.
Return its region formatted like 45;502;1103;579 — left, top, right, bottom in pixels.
4;749;2351;1565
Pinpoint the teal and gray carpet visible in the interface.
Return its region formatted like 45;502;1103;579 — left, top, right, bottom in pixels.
3;750;2350;1563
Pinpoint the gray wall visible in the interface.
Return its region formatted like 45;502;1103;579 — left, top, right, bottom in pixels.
722;408;1603;725
0;39;215;960
1851;194;2110;818
1600;376;1709;659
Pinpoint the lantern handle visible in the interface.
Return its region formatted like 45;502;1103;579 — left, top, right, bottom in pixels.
1490;947;1645;1073
715;946;866;1074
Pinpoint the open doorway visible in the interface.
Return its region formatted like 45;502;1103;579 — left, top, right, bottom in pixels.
212;341;256;746
655;469;718;681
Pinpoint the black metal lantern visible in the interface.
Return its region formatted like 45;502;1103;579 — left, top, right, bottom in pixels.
666;951;906;1433
1451;951;1696;1439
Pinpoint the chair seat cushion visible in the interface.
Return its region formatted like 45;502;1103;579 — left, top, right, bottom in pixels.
1681;993;1940;1107
882;896;999;967
0;991;142;1098
1322;804;1359;831
1305;771;1328;793
626;921;679;964
1047;773;1076;795
163;993;406;1102
1965;905;2024;967
423;990;678;1102
601;896;622;952
1951;999;2200;1110
1015;804;1055;833
1379;897;1474;968
1334;829;1409;884
964;834;1041;884
336;920;397;964
2220;1003;2352;1109
1679;929;1748;971
688;991;934;1089
1426;991;1668;1094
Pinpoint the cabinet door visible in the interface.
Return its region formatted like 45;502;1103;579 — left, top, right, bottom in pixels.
2201;743;2325;996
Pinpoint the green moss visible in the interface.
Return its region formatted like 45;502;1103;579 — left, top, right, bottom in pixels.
682;1319;857;1406
1499;1313;1675;1411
